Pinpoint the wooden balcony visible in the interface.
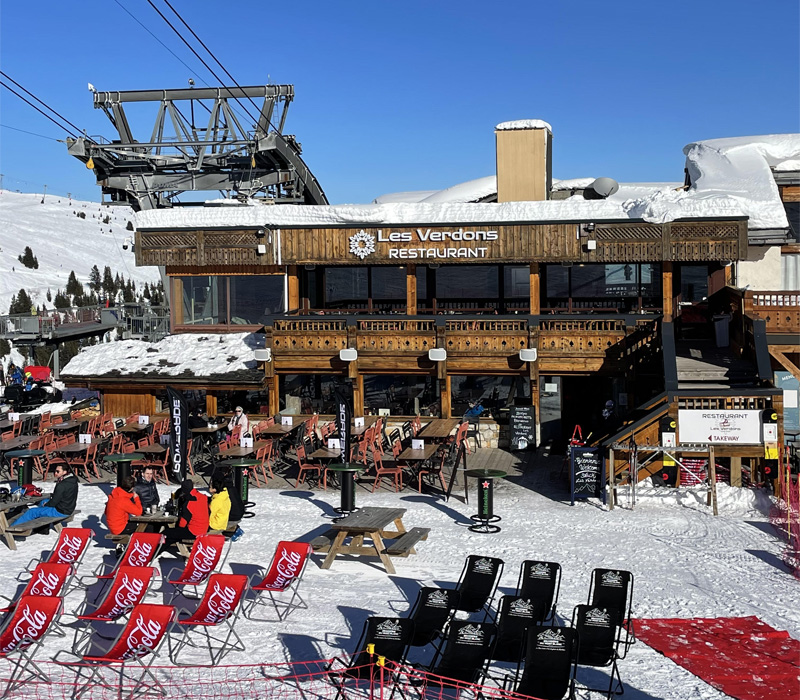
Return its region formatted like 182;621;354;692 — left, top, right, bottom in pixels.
744;291;800;335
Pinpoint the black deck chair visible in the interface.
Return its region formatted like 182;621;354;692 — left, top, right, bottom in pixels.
329;617;416;683
489;595;547;664
517;560;562;622
406;587;460;648
507;625;578;700
454;555;504;614
587;568;635;654
572;604;624;699
423;620;496;688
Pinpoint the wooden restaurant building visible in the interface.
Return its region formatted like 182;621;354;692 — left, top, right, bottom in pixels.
63;122;800;480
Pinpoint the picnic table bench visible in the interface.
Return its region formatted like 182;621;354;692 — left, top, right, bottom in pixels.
3;510;80;550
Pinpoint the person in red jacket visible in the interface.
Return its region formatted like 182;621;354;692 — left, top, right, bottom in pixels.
105;475;142;536
164;479;209;544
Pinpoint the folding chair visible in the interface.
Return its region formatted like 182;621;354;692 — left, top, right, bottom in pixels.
0;595;63;697
167;534;229;602
405;587;460;648
244;541;312;621
517;559;562;622
72;565;157;652
572;604;625;699
23;527;93;572
419;620;496;688
76;533;165;597
505;625;579;700
1;563;73;616
453;555;504;614
57;603;176;700
588;568;635;654
489;595;548;664
168;573;248;665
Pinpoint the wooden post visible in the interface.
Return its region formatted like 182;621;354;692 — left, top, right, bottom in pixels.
440;374;451;419
206;393;218;416
662;262;673;321
608;448;616;510
352;372;365;415
287;265;300;312
708;446;718;516
268;374;280;416
730;456;742;487
529;263;540;314
171;277;183;327
406;264;417;315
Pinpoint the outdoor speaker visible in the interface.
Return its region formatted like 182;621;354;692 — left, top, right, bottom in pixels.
428;348;447;362
339;348;358;362
254;348;271;362
519;348;538;362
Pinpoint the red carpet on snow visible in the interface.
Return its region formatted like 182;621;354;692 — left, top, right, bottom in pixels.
634;616;800;700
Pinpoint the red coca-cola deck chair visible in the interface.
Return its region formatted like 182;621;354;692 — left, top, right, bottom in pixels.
0;595;63;697
168;573;248;666
71;566;157;654
167;534;229;602
243;541;312;622
23;527;93;573
54;603;175;700
1;563;73;616
77;533;165;597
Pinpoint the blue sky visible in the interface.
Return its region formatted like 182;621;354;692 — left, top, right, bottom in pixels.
1;0;798;204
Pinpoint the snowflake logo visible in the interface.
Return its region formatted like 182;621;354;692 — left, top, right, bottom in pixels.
349;230;375;259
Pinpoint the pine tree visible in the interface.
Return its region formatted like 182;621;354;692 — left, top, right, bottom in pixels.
123;280;134;302
53;290;70;309
143;283;151;300
46;289;52;302
10;288;33;314
126;220;134;231
88;265;101;292
102;266;115;296
17;246;37;269
66;271;83;296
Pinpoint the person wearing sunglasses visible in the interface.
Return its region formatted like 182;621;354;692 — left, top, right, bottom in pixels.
226;406;249;436
8;463;78;527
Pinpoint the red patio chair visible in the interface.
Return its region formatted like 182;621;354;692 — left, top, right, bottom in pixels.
371;441;404;492
252;441;276;485
244;541;312;622
77;533;165;595
57;603;176;699
294;444;321;488
0;595;63;696
24;527;93;572
168;573;248;665
167;534;229;602
0;562;73;614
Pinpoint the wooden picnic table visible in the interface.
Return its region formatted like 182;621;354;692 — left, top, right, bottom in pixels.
418;418;460;440
0;495;45;550
128;510;178;533
258;423;302;436
351;416;380;437
0;435;38;452
319;506;411;574
0;414;33;431
310;447;342;460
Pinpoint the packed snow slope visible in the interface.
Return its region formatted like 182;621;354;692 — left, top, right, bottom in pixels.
0;190;160;314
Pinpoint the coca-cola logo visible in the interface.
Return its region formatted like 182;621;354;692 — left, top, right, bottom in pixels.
121;614;162;660
186;542;219;583
30;569;61;597
108;573;146;618
2;605;48;652
202;582;237;623
125;540;153;567
270;549;302;589
55;534;84;563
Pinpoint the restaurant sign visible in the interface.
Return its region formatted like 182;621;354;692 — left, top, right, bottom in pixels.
677;410;762;445
349;228;498;260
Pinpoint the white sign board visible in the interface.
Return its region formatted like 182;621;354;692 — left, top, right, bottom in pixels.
281;416;293;426
678;410;762;445
138;415;150;426
79;433;92;444
763;424;778;443
354;417;365;428
240;436;254;448
160;434;172;446
412;438;424;451
9;413;20;422
327;438;341;450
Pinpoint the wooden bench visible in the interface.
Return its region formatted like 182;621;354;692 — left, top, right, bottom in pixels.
310;529;337;551
176;520;241;557
384;527;430;556
3;511;80;550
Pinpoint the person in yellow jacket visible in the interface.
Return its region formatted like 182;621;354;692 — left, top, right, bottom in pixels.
208;477;232;532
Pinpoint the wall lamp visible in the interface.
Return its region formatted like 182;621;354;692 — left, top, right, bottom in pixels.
254;348;272;362
583;223;596;234
339;348;358;362
519;348;538;362
428;348;447;362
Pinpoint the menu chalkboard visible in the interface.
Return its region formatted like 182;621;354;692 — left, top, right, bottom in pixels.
509;406;536;450
570;446;605;505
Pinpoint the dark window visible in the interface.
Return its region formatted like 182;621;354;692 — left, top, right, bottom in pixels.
364;375;439;416
181;276;226;325
230;276;284;324
178;276;282;326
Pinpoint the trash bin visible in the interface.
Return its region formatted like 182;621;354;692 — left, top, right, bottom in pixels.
713;314;730;348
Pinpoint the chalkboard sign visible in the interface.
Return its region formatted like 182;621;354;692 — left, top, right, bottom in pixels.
509;406;536;450
570;446;605;505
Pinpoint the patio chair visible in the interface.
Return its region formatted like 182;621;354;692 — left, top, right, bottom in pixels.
0;595;64;697
22;528;93;575
504;625;579;700
453;555;504;614
517;559;562;622
168;573;248;665
572;604;625;698
295;444;321;488
371;444;404;492
76;533;165;597
252;440;276;485
416;443;452;493
244;541;313;621
167;534;229;602
405;586;460;648
328;616;416;683
488;595;547;664
418;620;496;688
56;603;176;700
465;418;482;452
0;562;73;615
587;568;635;654
72;565;157;652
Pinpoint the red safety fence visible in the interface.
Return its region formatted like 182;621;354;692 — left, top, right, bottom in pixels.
769;455;800;579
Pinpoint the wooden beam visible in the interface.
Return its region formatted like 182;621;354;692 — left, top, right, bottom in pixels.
440;375;452;418
171;278;183;326
662;262;673;321
287;265;300;311
770;348;800;382
268;374;280;416
352;373;365;415
406;264;417;315
730;456;742;488
529;263;540;314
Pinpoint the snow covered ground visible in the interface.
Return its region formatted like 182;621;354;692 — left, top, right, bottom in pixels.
0;459;796;699
0;190;160;314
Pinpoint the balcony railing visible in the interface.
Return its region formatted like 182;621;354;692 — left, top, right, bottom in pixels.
744;291;800;334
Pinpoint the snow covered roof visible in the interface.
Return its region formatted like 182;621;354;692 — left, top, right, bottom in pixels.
135;133;799;232
62;332;264;382
495;119;553;132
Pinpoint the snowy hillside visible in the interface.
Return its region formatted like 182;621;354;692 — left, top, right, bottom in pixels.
0;190;161;314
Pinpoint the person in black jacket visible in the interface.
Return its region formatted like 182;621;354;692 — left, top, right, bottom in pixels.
133;467;160;511
9;464;78;526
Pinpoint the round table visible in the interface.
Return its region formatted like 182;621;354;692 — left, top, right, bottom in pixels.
104;453;144;487
325;462;366;516
217;458;259;511
465;468;507;533
6;449;45;486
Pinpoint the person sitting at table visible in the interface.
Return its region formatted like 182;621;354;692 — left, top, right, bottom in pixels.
7;463;78;527
164;479;209;544
104;475;142;536
227;406;249;436
188;407;208;430
208;478;232;532
133;466;160;511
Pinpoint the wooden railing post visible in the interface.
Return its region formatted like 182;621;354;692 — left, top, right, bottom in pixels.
406;264;417;315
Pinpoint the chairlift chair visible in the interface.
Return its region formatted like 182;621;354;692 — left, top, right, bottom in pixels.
453;555;504;615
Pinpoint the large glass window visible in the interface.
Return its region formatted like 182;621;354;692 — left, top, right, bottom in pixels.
543;264;662;313
178;275;283;327
364;375;439;416
181;276;226;325
230;276;284;324
451;375;531;418
279;374;341;414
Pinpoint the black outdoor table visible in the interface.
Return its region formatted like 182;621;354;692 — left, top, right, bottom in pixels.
465;468;507;533
51;420;84;434
325;462;367;516
104;453;144;487
5;449;45;487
